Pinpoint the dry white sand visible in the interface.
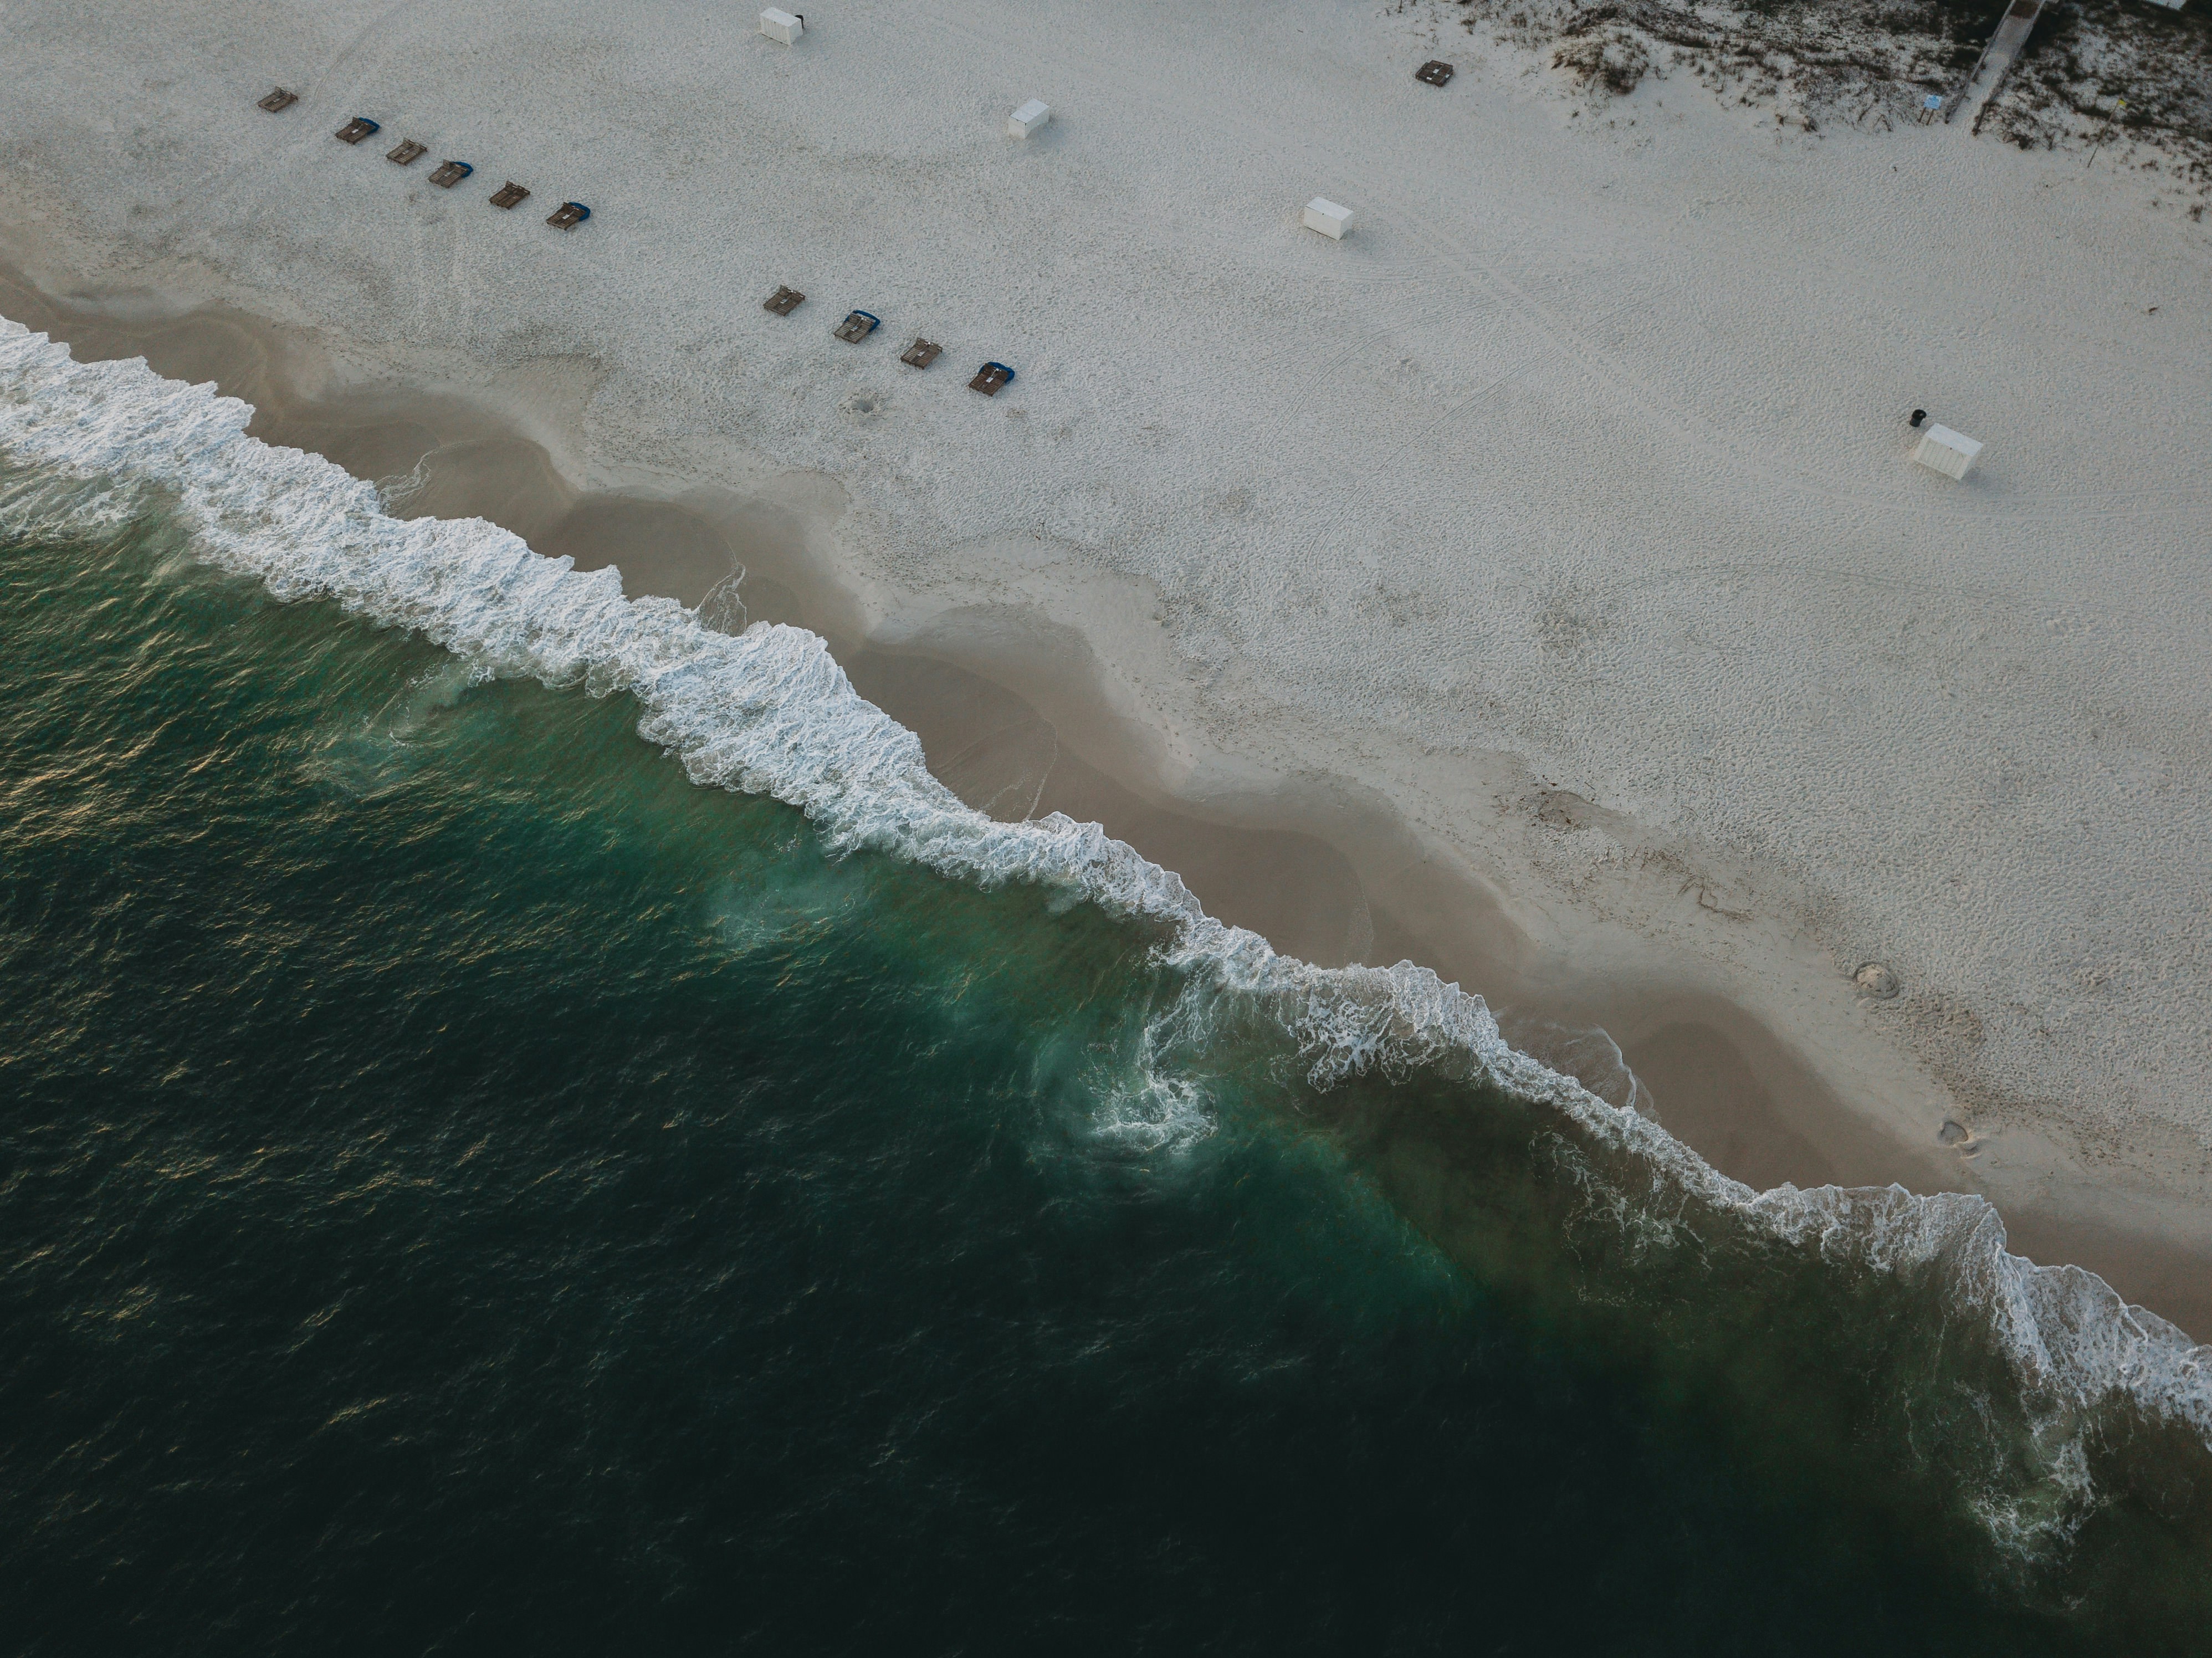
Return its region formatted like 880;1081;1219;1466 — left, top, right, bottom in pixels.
3;0;2209;1306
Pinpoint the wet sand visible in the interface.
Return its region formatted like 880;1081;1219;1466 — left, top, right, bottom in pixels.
8;264;2207;1338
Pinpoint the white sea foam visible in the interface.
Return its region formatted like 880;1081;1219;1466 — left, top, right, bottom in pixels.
2;318;2205;1535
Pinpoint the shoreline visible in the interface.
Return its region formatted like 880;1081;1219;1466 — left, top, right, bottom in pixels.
6;259;2209;1338
0;0;2206;1337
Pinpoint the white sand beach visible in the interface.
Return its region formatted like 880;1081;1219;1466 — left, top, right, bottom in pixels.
2;0;2208;1322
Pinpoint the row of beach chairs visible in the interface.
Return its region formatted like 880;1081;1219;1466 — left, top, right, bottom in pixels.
762;288;1013;396
258;89;588;230
259;86;1014;396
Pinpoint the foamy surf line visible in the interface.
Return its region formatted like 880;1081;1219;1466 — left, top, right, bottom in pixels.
2;317;2205;1518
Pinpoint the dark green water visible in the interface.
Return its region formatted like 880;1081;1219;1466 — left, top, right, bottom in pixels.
1;512;2206;1655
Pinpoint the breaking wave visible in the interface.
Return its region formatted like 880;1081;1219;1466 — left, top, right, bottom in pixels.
2;316;2205;1578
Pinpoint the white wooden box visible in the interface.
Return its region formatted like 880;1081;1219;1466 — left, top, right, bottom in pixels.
1302;197;1352;239
759;8;803;44
1912;423;1982;480
1007;99;1051;138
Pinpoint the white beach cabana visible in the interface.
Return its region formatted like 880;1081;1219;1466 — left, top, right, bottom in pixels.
1302;198;1352;239
759;8;803;44
1912;423;1983;480
1007;100;1051;139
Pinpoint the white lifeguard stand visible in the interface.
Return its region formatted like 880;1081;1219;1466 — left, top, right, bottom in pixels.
1912;423;1982;480
1302;197;1353;239
1007;99;1051;138
759;8;803;44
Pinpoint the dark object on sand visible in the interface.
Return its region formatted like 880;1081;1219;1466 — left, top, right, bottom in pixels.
386;140;427;166
428;160;474;188
901;339;942;369
1854;961;1900;999
258;89;298;114
546;202;591;230
489;182;531;209
969;361;1015;396
1911;409;1928;428
833;310;881;344
764;286;806;316
1416;60;1455;88
335;117;382;144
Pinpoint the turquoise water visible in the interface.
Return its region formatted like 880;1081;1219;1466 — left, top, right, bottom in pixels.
2;323;2209;1652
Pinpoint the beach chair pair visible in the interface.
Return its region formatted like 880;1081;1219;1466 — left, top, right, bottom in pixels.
347;121;457;183
485;182;591;229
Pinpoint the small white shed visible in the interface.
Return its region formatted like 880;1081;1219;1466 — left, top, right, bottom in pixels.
1007;99;1051;138
1912;423;1983;480
759;8;803;44
1302;197;1352;239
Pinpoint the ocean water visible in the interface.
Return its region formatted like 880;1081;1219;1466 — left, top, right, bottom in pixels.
2;319;2209;1655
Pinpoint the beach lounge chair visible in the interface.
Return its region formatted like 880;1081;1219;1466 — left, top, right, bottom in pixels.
546;202;591;230
386;140;427;166
335;117;382;144
489;182;531;209
900;339;942;369
258;89;298;114
1416;60;1455;88
969;361;1014;396
833;310;881;344
428;160;473;188
764;286;806;316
